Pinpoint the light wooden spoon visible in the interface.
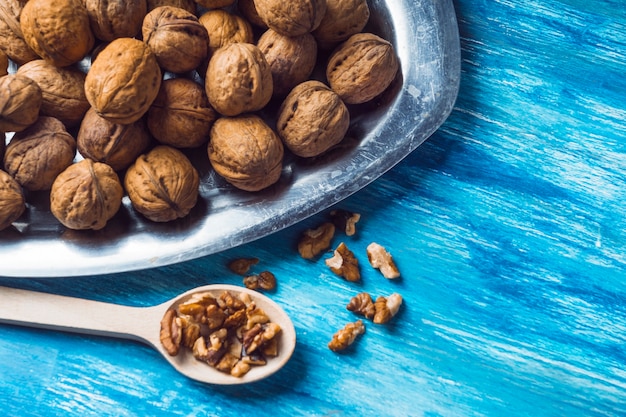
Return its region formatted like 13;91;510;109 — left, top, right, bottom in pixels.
0;284;296;385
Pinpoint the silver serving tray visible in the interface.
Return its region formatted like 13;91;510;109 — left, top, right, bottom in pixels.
0;0;461;277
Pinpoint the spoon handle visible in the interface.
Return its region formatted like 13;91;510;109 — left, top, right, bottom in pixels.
0;286;163;346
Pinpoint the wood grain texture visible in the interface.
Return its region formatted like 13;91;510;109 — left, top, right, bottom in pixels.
1;0;625;415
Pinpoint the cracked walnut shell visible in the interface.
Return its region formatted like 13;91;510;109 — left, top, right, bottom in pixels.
85;37;162;125
20;0;95;67
326;33;399;104
277;80;349;158
208;114;284;192
50;158;124;230
124;145;200;222
254;0;326;37
0;169;25;232
0;74;42;133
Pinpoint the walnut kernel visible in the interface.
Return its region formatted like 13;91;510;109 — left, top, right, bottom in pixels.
325;242;360;282
297;222;335;259
243;271;277;291
228;257;260;275
373;293;403;324
328;320;365;352
366;242;400;279
330;209;361;236
346;292;376;320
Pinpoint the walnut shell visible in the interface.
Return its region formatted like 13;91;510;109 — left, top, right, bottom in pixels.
77;107;152;171
312;0;370;49
85;37;162;125
50;158;124;230
124;145;200;222
205;43;273;116
0;0;39;65
254;0;326;37
326;33;399;104
0;169;25;231
198;9;254;57
0;74;42;133
0;133;5;162
17;59;90;128
147;0;196;14
208;114;283;191
257;28;317;97
147;78;217;148
194;0;235;8
142;6;209;74
0;49;8;77
277;80;349;157
4;116;76;191
237;0;266;29
85;0;148;42
20;0;95;67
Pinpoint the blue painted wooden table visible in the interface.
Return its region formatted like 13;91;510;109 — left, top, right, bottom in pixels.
1;0;625;415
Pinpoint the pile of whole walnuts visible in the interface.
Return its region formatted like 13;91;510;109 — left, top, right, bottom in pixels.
0;0;399;232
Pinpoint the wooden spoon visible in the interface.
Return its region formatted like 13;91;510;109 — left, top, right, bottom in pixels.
0;284;296;385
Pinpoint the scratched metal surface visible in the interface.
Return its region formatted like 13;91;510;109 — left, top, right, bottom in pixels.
1;0;626;416
0;0;460;278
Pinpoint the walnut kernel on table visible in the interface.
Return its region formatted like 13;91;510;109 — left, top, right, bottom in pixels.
366;242;400;279
297;222;335;259
147;77;217;149
330;209;360;236
0;0;39;66
347;292;403;324
277;80;349;158
205;42;273;117
326;32;399;105
254;0;327;37
228;257;260;275
50;158;124;231
312;0;370;49
328;319;365;352
20;0;94;68
84;0;147;42
142;6;209;74
85;37;162;125
257;29;318;97
198;9;254;57
208;114;284;192
4;116;76;191
124;145;200;222
325;242;360;282
0;74;42;133
243;271;277;291
0;169;25;232
17;59;90;128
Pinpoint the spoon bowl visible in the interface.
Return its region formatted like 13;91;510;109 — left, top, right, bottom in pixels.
0;284;296;385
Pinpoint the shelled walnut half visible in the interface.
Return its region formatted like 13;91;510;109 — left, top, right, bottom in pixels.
328;320;365;352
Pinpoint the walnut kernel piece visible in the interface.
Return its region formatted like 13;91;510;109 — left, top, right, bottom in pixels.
373;293;403;324
124;145;200;222
228;257;260;275
85;37;162;125
366;242;400;279
20;0;95;67
330;209;361;236
159;308;182;356
0;169;26;232
208;114;284;192
346;292;376;320
50;159;124;231
325;242;360;282
326;32;399;104
243;271;277;291
0;74;42;133
328;320;365;352
297;222;336;259
254;0;326;37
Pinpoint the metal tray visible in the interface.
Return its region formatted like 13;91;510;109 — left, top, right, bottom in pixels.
0;0;461;277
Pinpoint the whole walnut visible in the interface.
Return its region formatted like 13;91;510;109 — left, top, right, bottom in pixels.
194;0;234;8
142;6;209;74
0;50;7;77
124;145;200;222
0;0;39;65
253;0;326;37
20;0;95;67
77;107;152;171
0;74;42;133
257;29;317;97
312;0;370;49
237;0;266;29
326;33;400;104
0;169;25;231
17;59;90;128
198;9;254;57
276;80;349;158
147;78;217;149
84;0;148;42
85;37;162;125
208;114;284;191
50;158;124;230
0;133;5;162
147;0;196;14
205;43;273;116
4;116;76;191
